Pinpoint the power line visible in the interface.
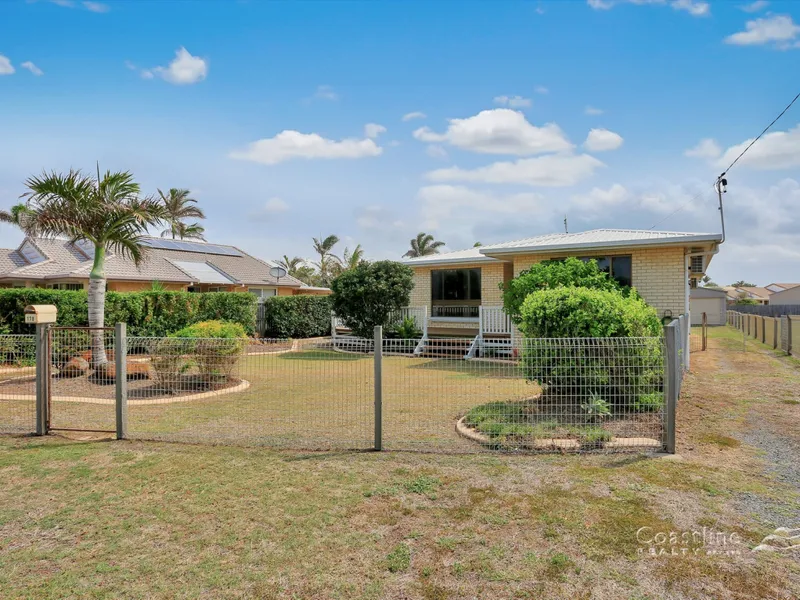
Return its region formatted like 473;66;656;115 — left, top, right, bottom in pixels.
650;89;800;229
720;90;800;177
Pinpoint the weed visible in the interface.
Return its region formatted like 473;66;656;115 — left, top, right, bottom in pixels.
404;475;441;498
387;543;411;573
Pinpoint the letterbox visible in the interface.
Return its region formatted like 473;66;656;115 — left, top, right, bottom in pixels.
23;305;58;325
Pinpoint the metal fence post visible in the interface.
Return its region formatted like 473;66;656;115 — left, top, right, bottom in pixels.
373;325;383;451
35;323;49;436
702;312;707;351
115;322;128;440
663;323;678;454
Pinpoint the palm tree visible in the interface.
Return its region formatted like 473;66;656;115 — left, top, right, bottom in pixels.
0;204;31;226
403;232;445;258
21;169;165;365
158;188;205;240
312;234;340;284
277;255;305;277
330;244;365;278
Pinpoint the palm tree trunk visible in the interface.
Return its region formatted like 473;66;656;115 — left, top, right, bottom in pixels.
88;246;108;366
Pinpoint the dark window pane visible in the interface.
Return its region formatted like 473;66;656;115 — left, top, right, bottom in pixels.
612;256;632;287
595;257;610;273
431;270;442;300
469;268;481;300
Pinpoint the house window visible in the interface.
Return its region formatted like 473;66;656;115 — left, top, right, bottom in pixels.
579;255;632;288
19;241;45;265
47;283;83;291
690;255;704;275
431;268;481;301
249;288;277;302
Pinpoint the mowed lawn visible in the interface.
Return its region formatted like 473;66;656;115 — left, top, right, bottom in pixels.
1;331;800;599
1;349;533;450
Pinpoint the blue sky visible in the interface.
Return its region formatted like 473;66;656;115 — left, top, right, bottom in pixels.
1;0;799;286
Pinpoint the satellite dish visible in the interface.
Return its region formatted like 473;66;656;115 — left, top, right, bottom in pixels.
270;266;287;280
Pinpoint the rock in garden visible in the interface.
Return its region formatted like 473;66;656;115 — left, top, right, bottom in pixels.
61;356;89;378
92;361;150;382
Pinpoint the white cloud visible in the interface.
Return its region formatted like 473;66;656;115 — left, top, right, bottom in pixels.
569;184;630;216
263;197;288;213
493;95;532;108
587;0;709;16
535;85;549;94
314;85;339;101
684;138;722;159
740;0;768;12
426;145;449;160
20;61;43;76
149;47;208;85
364;123;386;139
82;1;109;12
402;111;426;121
418;185;546;229
426;154;604;187
585;106;604;115
0;55;14;75
715;125;800;170
413;109;573;156
230;131;383;165
583;128;624;152
724;15;800;48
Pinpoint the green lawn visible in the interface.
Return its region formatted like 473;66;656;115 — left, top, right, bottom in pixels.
1;333;799;598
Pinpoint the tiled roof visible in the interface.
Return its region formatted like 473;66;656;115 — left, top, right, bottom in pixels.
0;236;305;287
479;228;722;255
768;283;800;290
740;287;771;299
401;246;499;266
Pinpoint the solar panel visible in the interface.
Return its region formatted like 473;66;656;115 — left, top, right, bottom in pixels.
141;238;242;257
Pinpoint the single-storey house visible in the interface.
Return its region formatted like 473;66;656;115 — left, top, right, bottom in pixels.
765;283;800;306
401;228;723;339
0;236;329;298
723;286;771;305
689;287;727;326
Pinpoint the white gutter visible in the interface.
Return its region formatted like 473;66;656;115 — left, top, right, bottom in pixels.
479;234;724;256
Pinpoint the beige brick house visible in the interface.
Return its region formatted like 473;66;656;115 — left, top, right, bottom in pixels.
402;229;723;339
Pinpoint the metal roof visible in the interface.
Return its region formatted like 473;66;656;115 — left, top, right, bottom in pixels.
401;246;499;267
479;229;723;256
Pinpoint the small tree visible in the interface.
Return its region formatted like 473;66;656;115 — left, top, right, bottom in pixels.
502;257;625;324
331;261;414;338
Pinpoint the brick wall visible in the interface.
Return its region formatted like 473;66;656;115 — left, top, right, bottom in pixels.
511;246;687;318
409;261;507;310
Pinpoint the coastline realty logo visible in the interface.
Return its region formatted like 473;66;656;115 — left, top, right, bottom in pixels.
636;527;743;557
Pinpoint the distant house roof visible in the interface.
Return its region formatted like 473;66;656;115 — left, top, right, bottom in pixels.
401;246;498;267
479;229;723;256
766;283;800;291
0;236;305;288
733;286;771;300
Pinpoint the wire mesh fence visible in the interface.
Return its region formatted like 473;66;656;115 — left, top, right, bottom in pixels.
0;334;36;434
48;328;117;433
1;329;672;454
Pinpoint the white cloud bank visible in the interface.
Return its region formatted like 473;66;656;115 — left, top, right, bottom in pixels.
417;185;546;229
587;0;709;17
583;128;624;152
364;123;386;139
142;47;208;85
0;55;14;75
230;130;383;165
21;61;43;76
724;15;800;48
426;154;604;187
413;108;573;155
685;125;800;170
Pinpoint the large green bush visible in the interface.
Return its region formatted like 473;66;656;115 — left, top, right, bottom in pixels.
502;257;626;324
0;289;257;336
331;261;414;338
259;295;332;338
519;287;662;409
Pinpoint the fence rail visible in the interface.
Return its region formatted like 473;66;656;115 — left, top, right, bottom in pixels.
1;325;684;454
728;304;800;317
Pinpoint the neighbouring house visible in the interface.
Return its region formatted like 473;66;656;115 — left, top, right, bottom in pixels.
723;286;771;305
689;287;727;326
764;283;800;306
401;228;723;341
0;236;330;298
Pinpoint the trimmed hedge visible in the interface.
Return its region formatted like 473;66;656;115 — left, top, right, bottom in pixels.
258;295;332;338
0;289;257;336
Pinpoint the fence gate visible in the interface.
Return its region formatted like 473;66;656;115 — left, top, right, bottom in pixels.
46;326;120;435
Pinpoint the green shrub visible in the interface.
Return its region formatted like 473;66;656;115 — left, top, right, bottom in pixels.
170;320;247;386
259;295;332;338
331;261;414;338
632;392;663;413
388;317;422;340
520;288;662;406
502;257;627;324
0;289;257;336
